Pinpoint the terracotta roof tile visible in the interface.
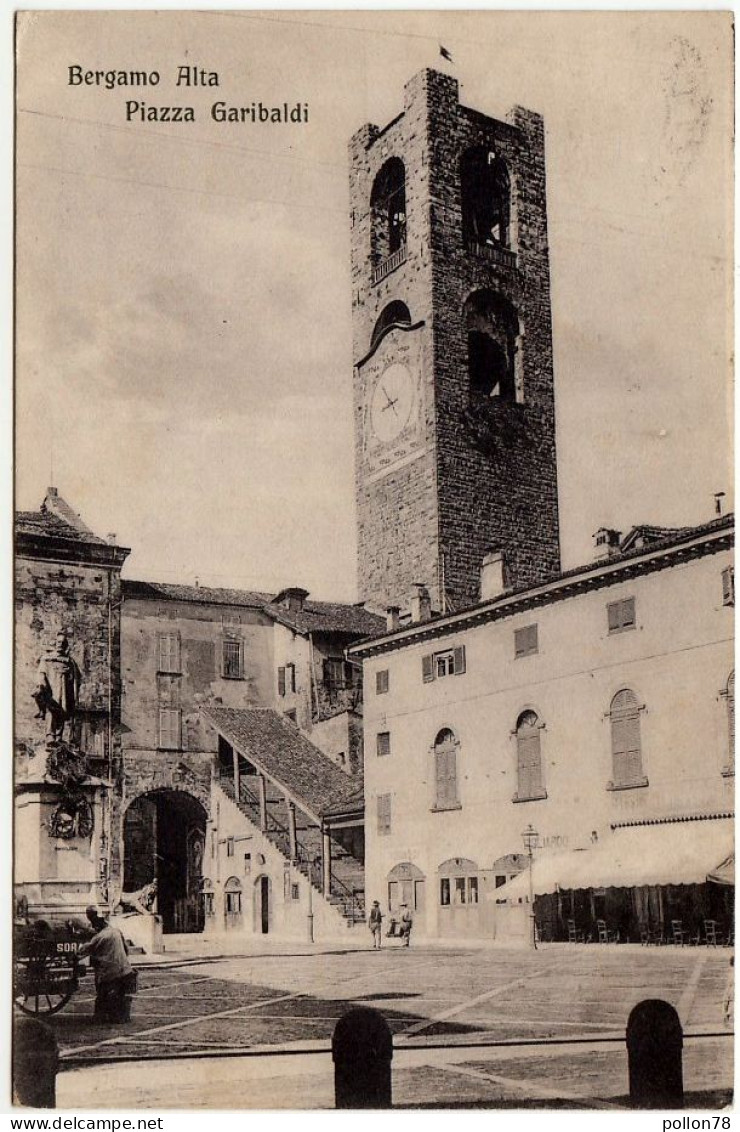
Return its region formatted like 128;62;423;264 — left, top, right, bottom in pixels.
122;579;273;608
203;706;362;820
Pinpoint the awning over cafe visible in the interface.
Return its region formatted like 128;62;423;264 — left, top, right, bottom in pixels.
707;853;735;887
499;819;734;899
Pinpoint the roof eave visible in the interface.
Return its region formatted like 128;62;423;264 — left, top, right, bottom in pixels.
348;521;734;658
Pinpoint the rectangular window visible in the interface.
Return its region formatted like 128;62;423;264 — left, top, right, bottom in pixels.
158;707;181;750
291;883;300;901
468;877;479;904
286;663;296;693
440;878;451;906
225;892;241;915
376;669;390;695
454;877;466;905
607;597;636;633
323;657;347;690
376;731;391;757
226;837;235;857
514;624;539;658
222;638;243;679
158;632;181;673
422;645;466;682
388;880;400;912
277;666;286;697
722;566;734;607
377;793;391;836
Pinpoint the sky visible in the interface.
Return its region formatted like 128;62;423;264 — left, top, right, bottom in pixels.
15;10;734;603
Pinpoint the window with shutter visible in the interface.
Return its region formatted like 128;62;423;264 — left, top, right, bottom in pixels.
608;689;646;788
286;663;296;693
514;710;545;800
158;708;182;750
425;647;467;681
376;731;391;757
725;672;735;773
377;793;391;835
514;625;539;658
432;728;460;810
376;669;390;695
277;667;286;697
607;598;636;634
158;633;181;673
722;567;735;607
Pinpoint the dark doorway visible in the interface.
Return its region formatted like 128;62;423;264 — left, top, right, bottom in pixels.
123;789;207;934
260;876;270;934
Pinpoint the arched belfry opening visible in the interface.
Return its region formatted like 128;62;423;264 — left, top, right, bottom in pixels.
370;300;412;351
123;789;207;934
460;147;511;248
370;157;407;266
464;289;520;402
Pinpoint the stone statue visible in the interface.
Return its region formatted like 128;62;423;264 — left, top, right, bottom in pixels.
33;631;82;747
116;880;158;916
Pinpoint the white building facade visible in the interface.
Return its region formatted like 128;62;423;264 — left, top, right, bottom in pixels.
350;519;734;943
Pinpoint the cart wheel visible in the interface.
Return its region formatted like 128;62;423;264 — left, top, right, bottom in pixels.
14;988;73;1016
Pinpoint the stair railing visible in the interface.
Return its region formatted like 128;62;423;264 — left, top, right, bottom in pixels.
219;772;365;924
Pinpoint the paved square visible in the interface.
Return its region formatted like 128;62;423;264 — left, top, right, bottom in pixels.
46;942;733;1108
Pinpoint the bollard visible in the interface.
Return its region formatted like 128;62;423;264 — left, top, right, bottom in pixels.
332;1006;393;1109
626;998;683;1109
13;1015;59;1108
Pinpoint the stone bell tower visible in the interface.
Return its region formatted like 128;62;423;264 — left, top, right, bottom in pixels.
349;69;561;612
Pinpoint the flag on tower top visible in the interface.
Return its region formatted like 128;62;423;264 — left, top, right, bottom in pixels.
440;45;453;62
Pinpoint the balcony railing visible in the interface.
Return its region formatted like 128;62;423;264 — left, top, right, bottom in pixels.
465;239;517;270
372;243;407;285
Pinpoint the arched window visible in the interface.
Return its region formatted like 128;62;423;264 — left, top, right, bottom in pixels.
201;877;215;917
608;690;647;789
515;710;546;801
724;672;734;774
464;290;520;402
433;728;460;811
371;158;406;266
438;857;479;907
387;861;426;913
460;147;511;248
370;301;411;351
224;876;242;916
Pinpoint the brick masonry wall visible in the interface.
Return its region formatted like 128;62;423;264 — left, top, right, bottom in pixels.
350;69;561;612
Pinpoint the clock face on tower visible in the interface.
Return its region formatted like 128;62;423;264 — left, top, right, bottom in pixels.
370;362;414;443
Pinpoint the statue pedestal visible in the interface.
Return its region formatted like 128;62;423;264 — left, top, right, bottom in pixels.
110;913;164;955
15;743;111;922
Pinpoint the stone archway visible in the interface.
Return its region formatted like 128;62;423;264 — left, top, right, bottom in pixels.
123;788;207;934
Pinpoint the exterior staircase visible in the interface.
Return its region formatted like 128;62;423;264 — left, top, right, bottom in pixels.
217;773;365;927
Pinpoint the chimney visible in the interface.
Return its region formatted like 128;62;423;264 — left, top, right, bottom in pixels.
386;605;400;633
275;587;309;612
107;533;117;545
593;528;622;561
409;583;431;624
480;550;507;601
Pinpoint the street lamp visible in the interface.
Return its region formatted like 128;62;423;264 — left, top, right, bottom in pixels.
522;824;539;950
307;855;320;943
